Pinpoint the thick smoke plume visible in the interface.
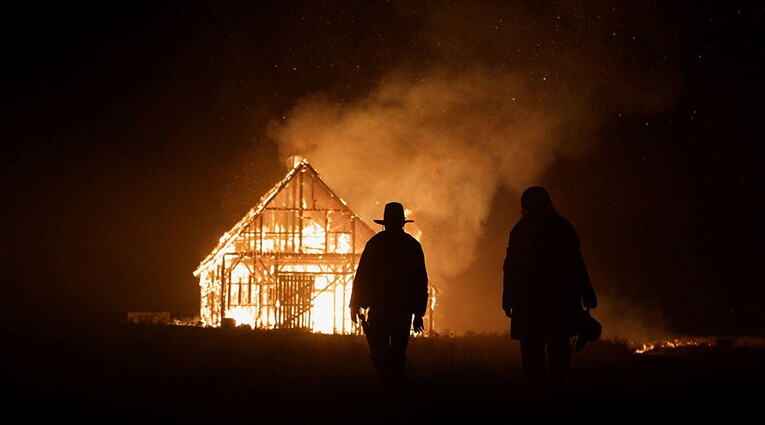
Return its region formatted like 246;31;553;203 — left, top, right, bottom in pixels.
267;2;677;336
269;66;599;278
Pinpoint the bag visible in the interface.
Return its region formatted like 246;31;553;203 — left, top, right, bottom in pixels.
575;308;602;352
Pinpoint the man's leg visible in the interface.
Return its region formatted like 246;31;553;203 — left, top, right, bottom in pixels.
365;316;390;383
388;313;413;385
519;338;547;397
547;338;573;394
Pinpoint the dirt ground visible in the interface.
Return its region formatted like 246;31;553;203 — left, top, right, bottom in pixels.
3;318;762;424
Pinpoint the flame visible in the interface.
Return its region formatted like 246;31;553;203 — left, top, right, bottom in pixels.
301;222;325;253
402;208;424;242
629;336;754;354
336;233;351;254
312;277;351;334
634;338;709;354
197;170;435;334
226;306;257;328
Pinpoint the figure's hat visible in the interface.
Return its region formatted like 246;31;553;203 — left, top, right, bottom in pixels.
373;202;414;226
575;308;602;352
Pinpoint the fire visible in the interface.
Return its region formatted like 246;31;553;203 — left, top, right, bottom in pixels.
300;222;325;253
311;277;350;334
404;208;423;242
227;306;257;328
194;158;436;334
633;338;710;354
630;336;765;354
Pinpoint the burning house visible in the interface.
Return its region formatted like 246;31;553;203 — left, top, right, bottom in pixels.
194;157;436;334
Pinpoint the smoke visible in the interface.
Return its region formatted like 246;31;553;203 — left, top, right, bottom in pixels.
269;66;600;279
596;294;673;345
266;1;679;334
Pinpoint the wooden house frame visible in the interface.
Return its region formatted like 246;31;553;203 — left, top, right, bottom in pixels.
194;158;436;334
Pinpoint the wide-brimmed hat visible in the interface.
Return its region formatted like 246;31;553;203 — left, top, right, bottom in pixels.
575;308;602;352
373;202;414;226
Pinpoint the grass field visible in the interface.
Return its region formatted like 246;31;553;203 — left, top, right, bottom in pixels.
3;318;762;424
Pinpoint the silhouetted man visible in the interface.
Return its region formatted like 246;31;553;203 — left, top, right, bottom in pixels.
350;202;429;388
503;186;597;397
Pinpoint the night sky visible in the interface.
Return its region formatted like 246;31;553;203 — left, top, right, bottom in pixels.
2;1;762;341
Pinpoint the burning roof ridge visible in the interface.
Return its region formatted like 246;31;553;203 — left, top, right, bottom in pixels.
192;158;376;277
193;159;309;276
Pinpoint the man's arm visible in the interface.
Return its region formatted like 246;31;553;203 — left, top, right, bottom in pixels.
350;241;373;323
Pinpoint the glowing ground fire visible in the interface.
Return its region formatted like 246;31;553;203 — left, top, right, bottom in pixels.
628;336;765;354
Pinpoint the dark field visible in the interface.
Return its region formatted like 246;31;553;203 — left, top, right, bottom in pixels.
3;318;762;424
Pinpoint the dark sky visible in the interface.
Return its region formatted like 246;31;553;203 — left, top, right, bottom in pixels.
2;1;762;340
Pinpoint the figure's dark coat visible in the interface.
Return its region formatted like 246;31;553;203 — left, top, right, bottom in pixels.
350;228;429;317
503;212;596;341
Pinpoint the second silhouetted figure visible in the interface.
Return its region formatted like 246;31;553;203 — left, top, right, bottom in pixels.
503;186;597;397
